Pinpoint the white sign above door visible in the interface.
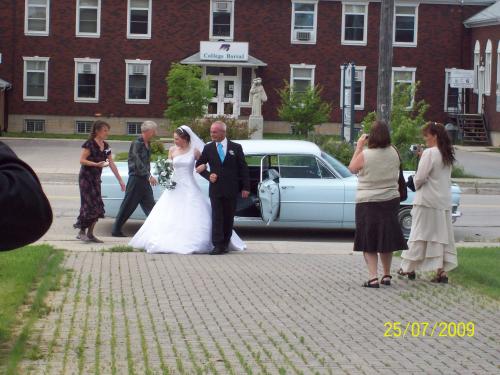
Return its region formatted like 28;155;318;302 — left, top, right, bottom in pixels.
200;41;249;62
449;69;474;89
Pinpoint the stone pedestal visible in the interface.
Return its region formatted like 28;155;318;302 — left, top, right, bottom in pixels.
249;115;264;139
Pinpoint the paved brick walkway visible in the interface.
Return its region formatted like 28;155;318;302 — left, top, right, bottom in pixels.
17;251;500;374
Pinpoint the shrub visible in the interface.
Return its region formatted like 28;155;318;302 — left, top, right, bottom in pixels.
316;138;355;166
277;82;332;136
191;115;254;142
164;63;214;128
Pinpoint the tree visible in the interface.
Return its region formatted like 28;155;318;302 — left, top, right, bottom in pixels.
164;63;214;127
362;82;428;168
277;83;332;136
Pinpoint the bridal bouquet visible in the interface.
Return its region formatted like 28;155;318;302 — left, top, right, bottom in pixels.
154;157;176;190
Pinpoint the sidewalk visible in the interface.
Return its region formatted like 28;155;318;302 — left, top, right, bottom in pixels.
14;249;500;374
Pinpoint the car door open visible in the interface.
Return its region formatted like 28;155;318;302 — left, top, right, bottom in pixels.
258;155;280;225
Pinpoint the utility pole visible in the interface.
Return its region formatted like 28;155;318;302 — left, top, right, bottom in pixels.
376;0;395;127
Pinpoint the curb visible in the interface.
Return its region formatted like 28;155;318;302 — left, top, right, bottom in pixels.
452;178;500;195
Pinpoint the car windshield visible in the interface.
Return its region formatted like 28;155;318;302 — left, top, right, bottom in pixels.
321;151;352;178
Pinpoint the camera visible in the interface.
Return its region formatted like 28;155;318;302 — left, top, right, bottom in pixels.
409;144;422;153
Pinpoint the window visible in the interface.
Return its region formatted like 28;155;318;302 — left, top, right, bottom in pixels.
485;40;492;96
210;0;234;40
25;0;50;35
392;67;416;109
127;0;151;39
290;64;315;93
240;67;254;104
24;119;45;133
75;120;93;134
278;155;322;179
342;3;368;45
497;41;500;112
394;4;418;47
127;121;142;135
340;66;366;110
74;58;100;102
23;57;49;101
125;60;151;104
474;40;480;94
291;1;318;44
76;0;100;37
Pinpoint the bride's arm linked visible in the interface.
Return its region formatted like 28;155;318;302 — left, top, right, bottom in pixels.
194;149;207;173
195;147;212;181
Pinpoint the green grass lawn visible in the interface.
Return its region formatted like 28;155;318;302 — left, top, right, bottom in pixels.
0;245;65;372
449;247;500;300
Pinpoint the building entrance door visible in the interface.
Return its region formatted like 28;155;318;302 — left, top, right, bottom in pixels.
208;75;237;117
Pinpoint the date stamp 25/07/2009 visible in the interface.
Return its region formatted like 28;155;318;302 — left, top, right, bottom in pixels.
384;322;476;338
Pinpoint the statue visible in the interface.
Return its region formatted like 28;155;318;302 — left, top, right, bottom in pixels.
249;78;267;117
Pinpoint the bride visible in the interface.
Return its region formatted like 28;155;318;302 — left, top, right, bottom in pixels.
129;125;246;254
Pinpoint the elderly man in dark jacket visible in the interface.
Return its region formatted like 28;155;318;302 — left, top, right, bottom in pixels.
112;121;158;237
0;141;53;251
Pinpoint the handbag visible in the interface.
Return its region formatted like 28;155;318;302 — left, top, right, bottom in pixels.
393;146;408;202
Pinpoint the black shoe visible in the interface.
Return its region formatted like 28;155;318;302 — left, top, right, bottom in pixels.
209;247;225;255
112;232;127;237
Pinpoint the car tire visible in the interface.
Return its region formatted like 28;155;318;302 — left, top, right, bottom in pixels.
398;206;412;239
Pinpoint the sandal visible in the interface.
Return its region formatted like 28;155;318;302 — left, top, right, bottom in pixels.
431;270;448;284
87;235;104;244
362;277;380;288
397;268;416;280
380;275;392;286
76;233;90;242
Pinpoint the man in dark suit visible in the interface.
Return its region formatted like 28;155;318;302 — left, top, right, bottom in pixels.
0;141;53;251
196;121;250;255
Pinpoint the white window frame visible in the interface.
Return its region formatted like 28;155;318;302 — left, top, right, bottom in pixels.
393;3;418;48
339;65;366;110
474;40;481;94
76;0;101;37
291;0;318;45
127;0;152;39
341;2;368;46
209;0;235;41
24;0;50;36
392;67;416;109
125;59;151;104
75;120;94;134
23;56;49;101
74;58;100;103
24;119;46;133
290;64;316;92
485;39;492;96
126;121;143;135
497;41;500;112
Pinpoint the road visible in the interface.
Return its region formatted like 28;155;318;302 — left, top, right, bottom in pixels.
41;178;500;245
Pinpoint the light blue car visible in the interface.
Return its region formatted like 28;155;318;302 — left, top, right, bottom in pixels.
101;140;462;237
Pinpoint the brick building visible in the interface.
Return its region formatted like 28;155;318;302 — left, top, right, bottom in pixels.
0;0;498;144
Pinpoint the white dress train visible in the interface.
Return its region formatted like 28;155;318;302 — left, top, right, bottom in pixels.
129;148;246;254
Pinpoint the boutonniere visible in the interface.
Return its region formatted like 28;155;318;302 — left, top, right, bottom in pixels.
104;148;112;155
228;150;235;156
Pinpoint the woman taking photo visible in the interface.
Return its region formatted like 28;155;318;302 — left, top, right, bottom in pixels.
75;120;125;243
349;121;408;288
399;122;457;283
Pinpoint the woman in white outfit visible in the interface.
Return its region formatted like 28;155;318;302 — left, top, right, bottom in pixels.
399;122;457;283
129;125;246;254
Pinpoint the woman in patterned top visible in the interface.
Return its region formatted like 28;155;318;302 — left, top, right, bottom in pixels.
74;120;125;243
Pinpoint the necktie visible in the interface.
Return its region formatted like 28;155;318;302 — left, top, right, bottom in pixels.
217;143;225;162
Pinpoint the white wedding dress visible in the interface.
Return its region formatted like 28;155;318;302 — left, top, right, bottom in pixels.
129;146;246;254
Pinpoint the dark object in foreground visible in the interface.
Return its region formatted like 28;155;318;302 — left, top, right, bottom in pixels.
0;142;53;251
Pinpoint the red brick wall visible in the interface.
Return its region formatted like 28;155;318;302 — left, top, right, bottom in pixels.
1;0;489;125
470;25;500;132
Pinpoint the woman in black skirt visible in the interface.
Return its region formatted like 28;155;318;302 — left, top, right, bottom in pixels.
75;120;125;243
348;121;407;288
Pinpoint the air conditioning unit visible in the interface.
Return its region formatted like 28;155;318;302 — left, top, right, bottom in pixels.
132;65;146;75
295;30;313;41
82;63;93;73
215;1;230;12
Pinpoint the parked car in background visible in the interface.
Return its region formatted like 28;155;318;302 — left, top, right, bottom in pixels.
102;140;462;237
